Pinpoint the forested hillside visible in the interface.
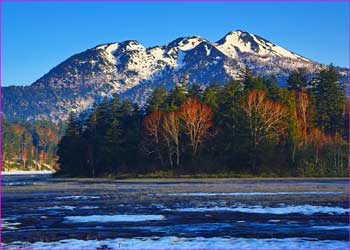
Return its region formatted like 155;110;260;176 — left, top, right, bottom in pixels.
56;65;349;177
2;120;63;171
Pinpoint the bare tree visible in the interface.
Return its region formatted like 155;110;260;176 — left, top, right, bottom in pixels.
294;90;310;142
161;111;180;168
142;111;164;166
241;89;288;172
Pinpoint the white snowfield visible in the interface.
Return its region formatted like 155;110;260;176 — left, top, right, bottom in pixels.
64;214;166;223
3;236;348;249
1;170;54;175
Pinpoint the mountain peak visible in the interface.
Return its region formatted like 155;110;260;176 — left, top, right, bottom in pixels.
95;42;118;50
226;29;249;35
167;36;205;51
217;30;257;44
3;30;321;122
215;30;309;61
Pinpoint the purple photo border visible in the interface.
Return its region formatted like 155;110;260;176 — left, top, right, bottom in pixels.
0;0;349;2
1;0;3;247
0;1;349;250
347;1;350;249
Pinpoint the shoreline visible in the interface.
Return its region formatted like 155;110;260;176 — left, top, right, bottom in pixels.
52;177;349;182
1;170;348;180
115;177;350;181
1;170;55;175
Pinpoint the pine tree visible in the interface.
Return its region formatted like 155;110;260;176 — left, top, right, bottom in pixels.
310;65;346;135
202;83;221;111
146;87;168;113
57;112;84;176
103;94;123;173
119;99;140;169
242;68;266;91
264;77;281;101
165;86;187;111
188;83;203;99
287;68;309;91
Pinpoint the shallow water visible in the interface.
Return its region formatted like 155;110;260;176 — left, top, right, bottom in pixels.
2;175;349;249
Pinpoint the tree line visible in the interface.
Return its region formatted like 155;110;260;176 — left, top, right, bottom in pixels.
57;65;348;177
2;119;62;171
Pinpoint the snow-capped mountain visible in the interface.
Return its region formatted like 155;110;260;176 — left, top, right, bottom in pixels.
2;30;340;122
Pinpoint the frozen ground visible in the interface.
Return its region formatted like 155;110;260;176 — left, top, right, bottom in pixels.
2;176;349;249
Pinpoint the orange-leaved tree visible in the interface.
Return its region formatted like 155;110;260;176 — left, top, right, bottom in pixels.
179;97;213;156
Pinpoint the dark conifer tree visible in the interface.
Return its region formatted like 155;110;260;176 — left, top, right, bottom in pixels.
188;83;203;100
57;112;84;176
287;68;309;91
146;87;168;113
310;65;346;135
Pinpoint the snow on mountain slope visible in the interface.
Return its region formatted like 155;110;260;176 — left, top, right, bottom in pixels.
2;30;339;122
216;30;310;61
96;43;119;65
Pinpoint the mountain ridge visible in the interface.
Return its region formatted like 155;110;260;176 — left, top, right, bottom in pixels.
3;30;345;122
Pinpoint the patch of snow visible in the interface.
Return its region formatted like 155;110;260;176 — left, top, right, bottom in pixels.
104;43;118;54
64;214;165;223
268;219;281;223
124;41;145;52
268;42;310;61
38;206;76;211
174;50;186;71
216;30;309;62
3;182;33;186
103;43;119;64
55;196;100;200
80;206;99;209
4;237;349;249
1;170;54;175
311;225;350;230
168;204;349;215
2;219;21;230
152;204;166;209
177;37;204;51
204;44;211;56
216;31;252;56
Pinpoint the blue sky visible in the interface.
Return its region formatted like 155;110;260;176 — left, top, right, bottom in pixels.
2;1;349;86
